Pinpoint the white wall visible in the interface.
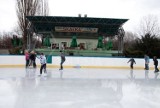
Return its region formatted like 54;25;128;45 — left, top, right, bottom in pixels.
0;55;155;69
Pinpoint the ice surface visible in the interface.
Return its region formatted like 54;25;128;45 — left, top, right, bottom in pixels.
0;68;160;108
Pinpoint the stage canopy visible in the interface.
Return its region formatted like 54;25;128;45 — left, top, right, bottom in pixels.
26;16;128;37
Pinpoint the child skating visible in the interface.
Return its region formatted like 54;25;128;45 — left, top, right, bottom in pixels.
127;57;136;69
37;53;47;76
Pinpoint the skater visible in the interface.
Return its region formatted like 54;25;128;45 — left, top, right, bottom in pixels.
127;57;136;69
59;50;66;70
144;54;150;70
29;50;37;68
25;50;30;68
37;53;47;76
153;56;159;72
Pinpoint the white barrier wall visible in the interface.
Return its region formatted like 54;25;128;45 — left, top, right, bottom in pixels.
0;55;155;69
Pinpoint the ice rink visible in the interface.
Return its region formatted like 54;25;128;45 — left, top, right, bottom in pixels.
0;67;160;108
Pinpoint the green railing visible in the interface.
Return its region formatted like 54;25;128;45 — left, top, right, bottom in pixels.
36;48;120;57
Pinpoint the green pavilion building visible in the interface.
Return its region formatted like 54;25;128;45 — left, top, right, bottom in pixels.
26;15;128;56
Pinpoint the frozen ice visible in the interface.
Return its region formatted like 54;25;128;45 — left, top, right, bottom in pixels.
0;68;160;108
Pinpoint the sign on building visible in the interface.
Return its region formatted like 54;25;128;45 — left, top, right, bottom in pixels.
55;27;98;33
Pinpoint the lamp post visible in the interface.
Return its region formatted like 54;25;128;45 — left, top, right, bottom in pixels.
27;28;31;50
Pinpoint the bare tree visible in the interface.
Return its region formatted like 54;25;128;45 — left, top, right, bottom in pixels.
0;32;13;49
16;0;49;49
123;31;138;50
124;31;137;42
138;15;160;36
39;0;49;16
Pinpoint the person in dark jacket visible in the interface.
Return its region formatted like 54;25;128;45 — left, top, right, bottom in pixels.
25;50;30;68
127;58;136;69
153;56;159;72
29;50;37;68
59;50;66;70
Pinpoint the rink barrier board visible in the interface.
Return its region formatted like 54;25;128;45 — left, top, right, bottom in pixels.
0;55;156;70
0;64;155;70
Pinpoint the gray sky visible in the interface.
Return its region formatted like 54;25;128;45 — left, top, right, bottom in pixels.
0;0;160;33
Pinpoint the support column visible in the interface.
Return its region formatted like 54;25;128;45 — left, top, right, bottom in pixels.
117;27;125;56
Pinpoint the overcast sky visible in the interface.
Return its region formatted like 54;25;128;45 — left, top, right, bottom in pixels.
0;0;160;33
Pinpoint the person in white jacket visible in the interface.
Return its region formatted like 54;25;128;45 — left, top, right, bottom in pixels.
37;53;47;76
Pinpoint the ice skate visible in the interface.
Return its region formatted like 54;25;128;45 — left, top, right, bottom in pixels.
44;73;48;77
38;74;42;77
